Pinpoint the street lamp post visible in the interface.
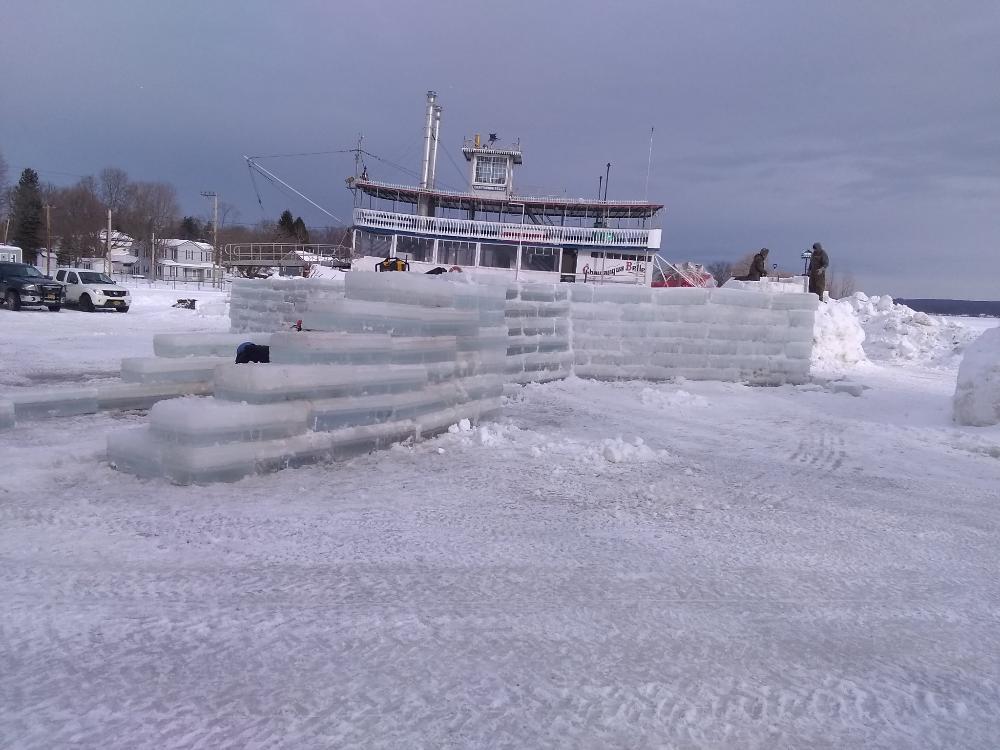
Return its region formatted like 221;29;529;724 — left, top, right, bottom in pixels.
44;204;53;276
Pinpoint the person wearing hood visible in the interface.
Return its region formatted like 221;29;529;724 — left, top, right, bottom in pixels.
736;248;770;281
808;242;829;300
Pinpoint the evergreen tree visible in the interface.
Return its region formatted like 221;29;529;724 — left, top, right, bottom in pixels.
292;216;310;244
11;168;44;254
178;216;202;240
277;210;296;239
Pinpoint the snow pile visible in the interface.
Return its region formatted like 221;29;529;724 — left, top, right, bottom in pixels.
953;327;1000;426
306;265;346;281
639;387;710;409
841;292;976;365
811;297;869;372
595;436;665;464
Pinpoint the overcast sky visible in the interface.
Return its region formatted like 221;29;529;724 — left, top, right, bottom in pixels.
2;0;998;297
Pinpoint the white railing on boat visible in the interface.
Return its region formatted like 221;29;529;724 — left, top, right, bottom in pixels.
353;208;661;249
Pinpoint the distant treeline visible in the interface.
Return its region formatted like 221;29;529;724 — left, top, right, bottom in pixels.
898;299;1000;318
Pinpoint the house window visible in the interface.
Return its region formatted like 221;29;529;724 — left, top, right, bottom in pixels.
474;156;507;187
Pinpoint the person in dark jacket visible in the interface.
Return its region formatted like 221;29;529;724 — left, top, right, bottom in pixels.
748;248;769;281
235;342;270;364
808;242;829;300
736;248;769;281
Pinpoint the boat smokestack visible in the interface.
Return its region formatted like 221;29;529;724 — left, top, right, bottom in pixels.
428;104;442;189
419;90;437;189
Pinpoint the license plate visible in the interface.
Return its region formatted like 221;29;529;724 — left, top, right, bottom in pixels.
111;300;121;306
45;294;57;301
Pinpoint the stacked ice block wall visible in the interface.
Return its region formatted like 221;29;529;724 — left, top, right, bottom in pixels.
229;277;345;333
569;285;815;385
107;273;507;483
503;282;573;384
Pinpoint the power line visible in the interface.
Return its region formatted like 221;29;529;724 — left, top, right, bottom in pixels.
247;149;357;160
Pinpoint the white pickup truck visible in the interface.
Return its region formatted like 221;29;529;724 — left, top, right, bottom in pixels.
54;268;132;312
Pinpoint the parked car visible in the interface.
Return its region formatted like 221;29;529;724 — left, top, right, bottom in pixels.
54;268;131;312
0;262;64;311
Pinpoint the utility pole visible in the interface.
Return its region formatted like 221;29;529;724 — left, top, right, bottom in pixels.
45;204;52;276
106;209;112;276
201;191;218;286
644;127;654;202
151;231;156;284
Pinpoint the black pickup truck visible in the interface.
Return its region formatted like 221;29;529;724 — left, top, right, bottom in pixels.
0;262;65;311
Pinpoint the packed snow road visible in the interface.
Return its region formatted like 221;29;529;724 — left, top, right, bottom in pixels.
1;292;999;749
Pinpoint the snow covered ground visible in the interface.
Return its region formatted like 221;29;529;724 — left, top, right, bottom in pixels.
1;287;999;749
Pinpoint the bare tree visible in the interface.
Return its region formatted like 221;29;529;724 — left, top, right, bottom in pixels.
98;167;131;214
705;260;733;285
120;181;180;240
730;251;756;278
827;269;857;299
50;177;105;264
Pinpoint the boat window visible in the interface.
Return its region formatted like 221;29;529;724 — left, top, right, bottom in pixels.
396;235;433;263
357;230;392;257
474;156;508;187
480;243;516;269
438;240;475;267
522;246;559;273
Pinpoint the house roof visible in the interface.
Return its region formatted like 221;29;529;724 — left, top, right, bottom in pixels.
161;239;214;250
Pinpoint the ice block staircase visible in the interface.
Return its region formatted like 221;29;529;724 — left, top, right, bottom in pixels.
107;273;508;484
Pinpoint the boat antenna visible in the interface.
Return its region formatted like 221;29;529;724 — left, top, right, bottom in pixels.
598;175;603;201
354;133;365;178
604;162;611;201
644;127;654;201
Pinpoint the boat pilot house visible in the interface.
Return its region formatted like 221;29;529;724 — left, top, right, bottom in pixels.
349;91;663;285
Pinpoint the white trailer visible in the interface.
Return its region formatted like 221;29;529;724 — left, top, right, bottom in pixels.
0;245;23;263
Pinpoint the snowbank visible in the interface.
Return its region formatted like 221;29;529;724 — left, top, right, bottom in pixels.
953;327;1000;426
841;292;977;365
811;298;868;372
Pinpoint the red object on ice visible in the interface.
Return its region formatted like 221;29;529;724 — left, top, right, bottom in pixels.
652;266;715;288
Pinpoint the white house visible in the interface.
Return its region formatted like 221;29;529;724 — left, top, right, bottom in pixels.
137;239;217;281
99;230;138;273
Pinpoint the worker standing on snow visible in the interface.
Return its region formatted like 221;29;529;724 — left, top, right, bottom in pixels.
808;242;829;301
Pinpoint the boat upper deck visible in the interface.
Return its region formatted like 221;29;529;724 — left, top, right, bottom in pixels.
351;178;664;221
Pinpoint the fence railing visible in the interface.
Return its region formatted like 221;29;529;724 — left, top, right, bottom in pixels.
220;243;351;266
354;209;660;249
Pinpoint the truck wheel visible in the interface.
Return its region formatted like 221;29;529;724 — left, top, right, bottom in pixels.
80;294;94;312
116;306;129;313
5;290;20;311
48;305;61;312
